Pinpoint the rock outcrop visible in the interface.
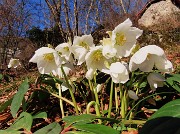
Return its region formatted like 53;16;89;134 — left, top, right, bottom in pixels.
138;0;180;31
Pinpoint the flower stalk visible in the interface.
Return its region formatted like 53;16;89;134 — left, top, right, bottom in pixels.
61;66;79;115
107;80;114;118
57;83;65;118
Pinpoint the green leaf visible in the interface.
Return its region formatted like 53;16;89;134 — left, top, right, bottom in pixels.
0;130;21;134
0;74;3;80
73;124;119;134
67;131;94;134
33;112;47;119
8;112;33;131
10;78;29;117
34;122;61;134
0;98;13;112
165;74;180;92
63;114;97;127
96;117;120;124
139;99;180;134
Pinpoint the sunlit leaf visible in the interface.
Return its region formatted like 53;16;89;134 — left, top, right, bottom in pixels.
34;122;61;134
67;131;94;134
0;130;21;134
73;124;119;134
63;114;97;125
33;112;47;119
10;78;29;117
9;112;33;131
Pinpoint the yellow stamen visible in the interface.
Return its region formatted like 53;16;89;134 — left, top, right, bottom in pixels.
43;53;54;62
63;46;69;51
79;42;89;49
147;53;151;60
92;50;103;62
115;33;126;46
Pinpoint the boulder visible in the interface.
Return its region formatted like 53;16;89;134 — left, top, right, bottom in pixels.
138;0;180;31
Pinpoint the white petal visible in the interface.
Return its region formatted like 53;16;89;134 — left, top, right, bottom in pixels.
94;84;102;93
37;56;57;74
8;58;21;68
147;73;165;91
128;90;138;100
113;18;132;33
35;47;56;56
61;82;69;92
129;27;143;39
154;57;174;73
102;45;117;59
85;68;95;80
130;49;148;64
110;62;126;73
138;59;154;72
110;62;129;83
29;54;39;63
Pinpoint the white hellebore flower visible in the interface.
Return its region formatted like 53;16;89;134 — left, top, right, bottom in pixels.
85;46;108;80
147;73;165;91
105;62;129;84
101;38;117;59
112;18;143;58
8;58;21;68
128;90;138;101
61;82;69;92
129;45;173;73
71;34;95;65
29;47;61;74
61;80;75;92
55;42;73;63
94;84;102;93
53;63;74;78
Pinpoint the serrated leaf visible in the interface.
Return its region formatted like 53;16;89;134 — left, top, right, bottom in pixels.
10;78;29;117
73;124;119;134
33;112;47;119
34;122;61;134
139;99;180;134
8;112;33;131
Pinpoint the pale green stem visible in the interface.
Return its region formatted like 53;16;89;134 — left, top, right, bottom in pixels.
125;91;175;121
88;80;95;100
121;97;125;119
49;92;81;111
61;66;79;115
129;75;145;120
87;101;101;124
57;83;64;118
107;81;113;118
87;101;96;114
119;84;125;118
94;86;101;117
129;87;140;120
100;89;104;116
86;101;100;116
124;89;128;116
115;86;118;112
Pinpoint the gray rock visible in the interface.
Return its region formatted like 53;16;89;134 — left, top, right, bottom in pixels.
138;0;180;31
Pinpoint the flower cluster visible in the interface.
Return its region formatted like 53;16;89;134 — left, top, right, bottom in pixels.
29;18;173;94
